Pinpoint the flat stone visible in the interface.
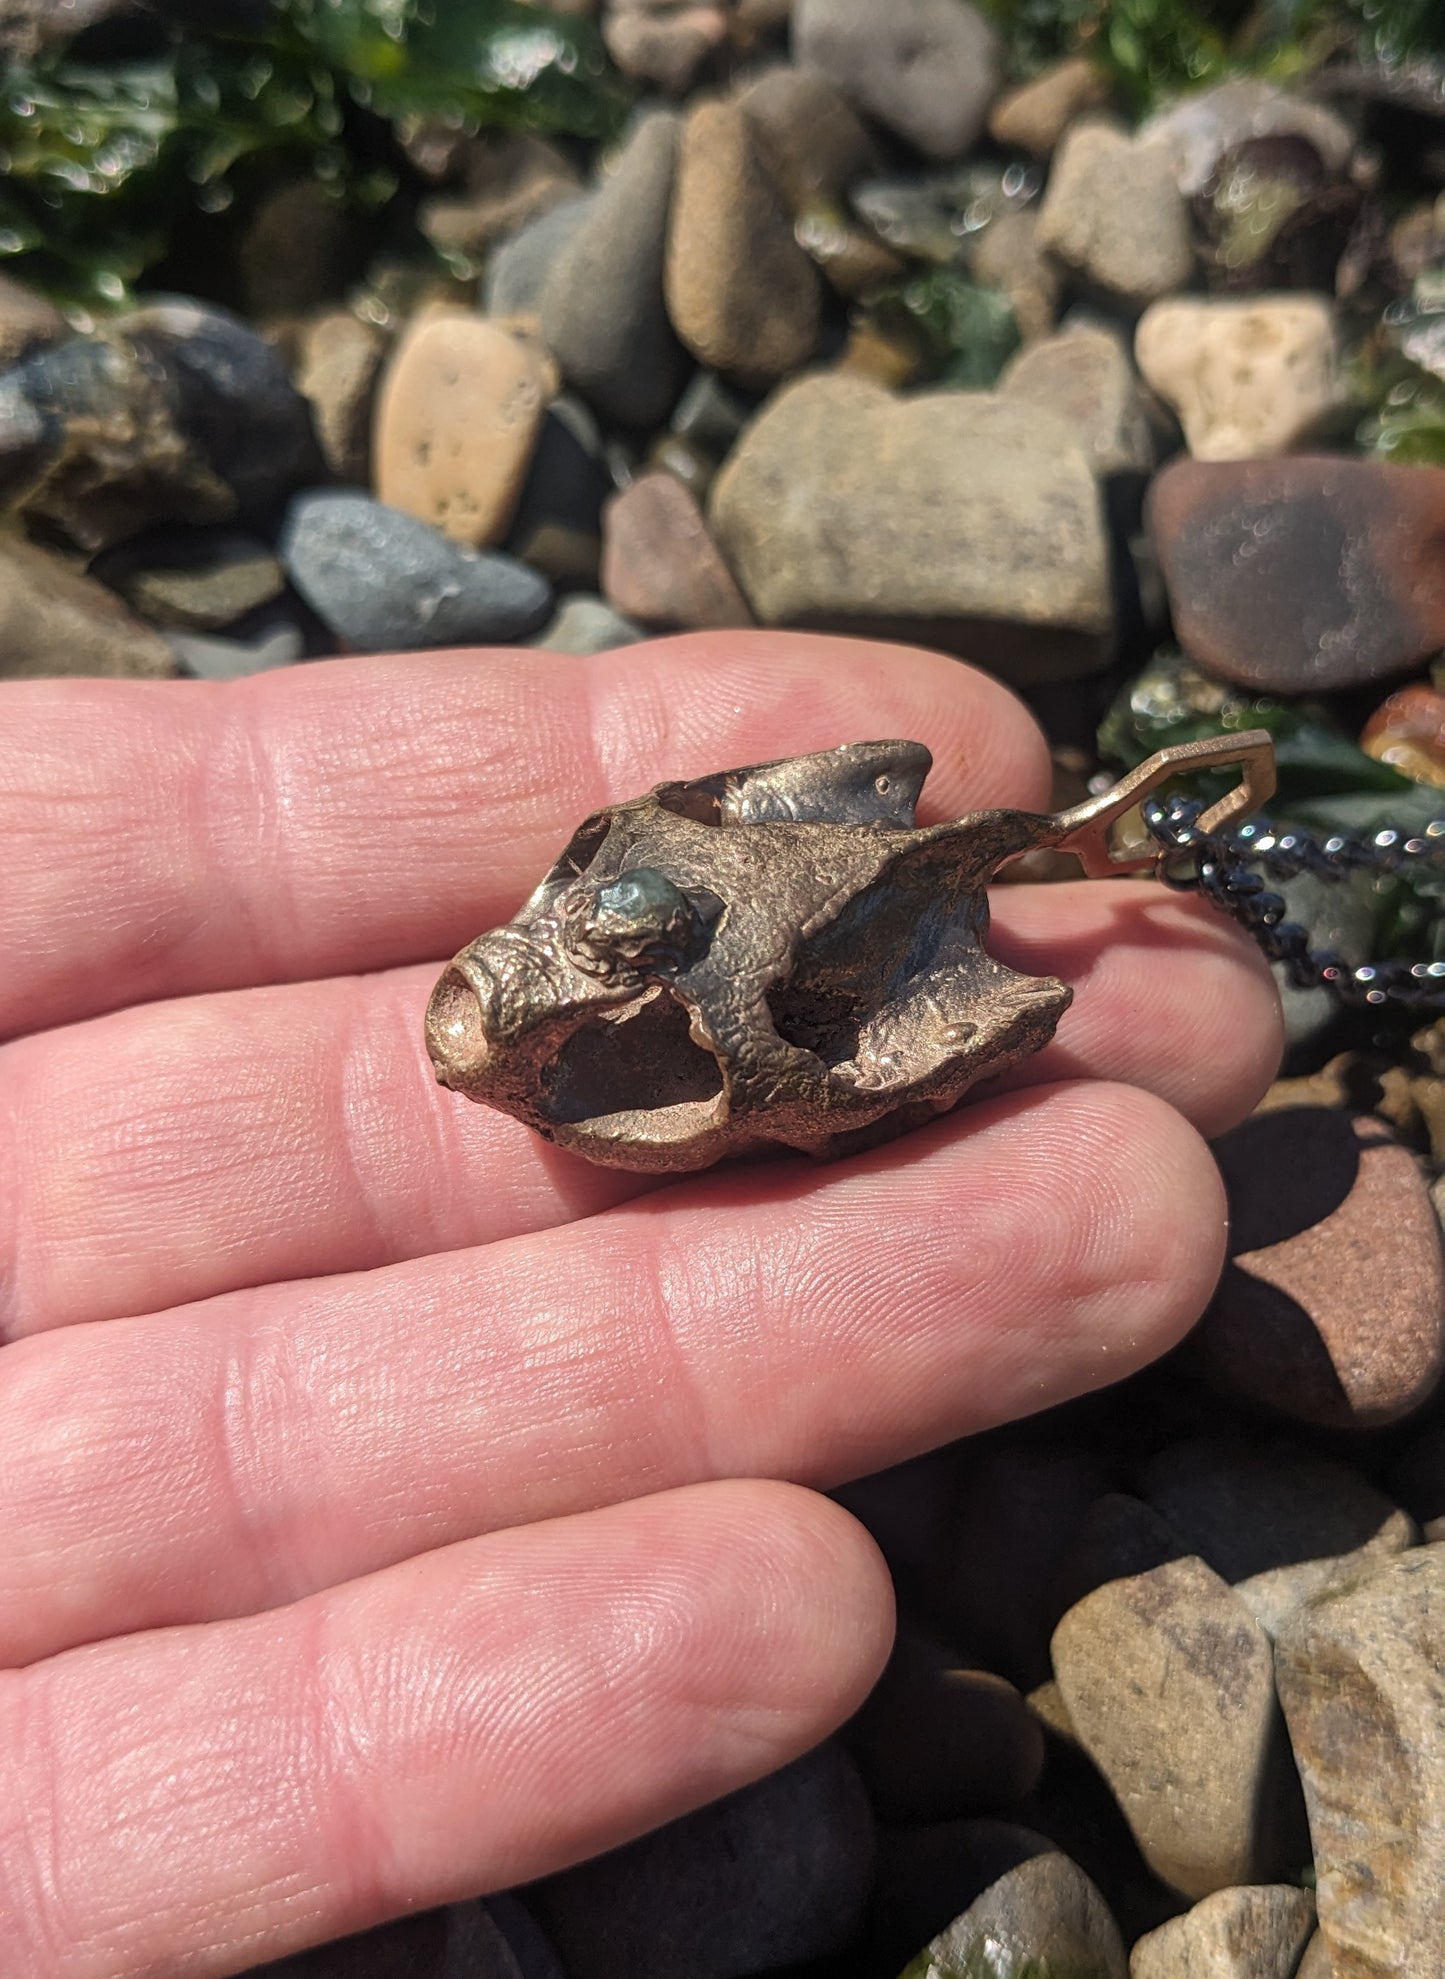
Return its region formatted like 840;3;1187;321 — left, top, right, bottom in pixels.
1038;121;1195;305
0;274;66;370
1000;326;1153;477
972;210;1062;343
989;56;1112;156
482;193;594;319
709;374;1114;682
530;594;646;654
95;528;285;631
602;0;729;93
538;110;688;428
375;314;556;548
1147;455;1445;694
1052;1555;1301;1899
1138;79;1356;198
280;490;551;653
0;534;175;680
846;1626;1045;1824
1196;1110;1445;1429
1130;1886;1316;1978
1276;1550;1445;1978
666;97;822;385
1136;295;1348;459
420;134;580;267
1141;1440;1417;1640
792;0;1001;160
530;1742;876;1979
602;470;752;630
910;1844;1128;1979
738;63;876;210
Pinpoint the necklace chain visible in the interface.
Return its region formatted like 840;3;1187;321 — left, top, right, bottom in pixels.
1141;794;1445;1013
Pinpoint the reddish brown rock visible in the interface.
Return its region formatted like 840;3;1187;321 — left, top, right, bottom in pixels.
1362;683;1445;792
602;470;753;630
1149;455;1445;693
1197;1109;1445;1430
988;55;1110;157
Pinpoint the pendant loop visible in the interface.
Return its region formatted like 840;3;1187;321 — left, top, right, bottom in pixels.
1048;729;1277;880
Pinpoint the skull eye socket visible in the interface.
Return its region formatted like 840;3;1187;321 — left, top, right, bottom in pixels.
542;989;725;1127
563;868;719;977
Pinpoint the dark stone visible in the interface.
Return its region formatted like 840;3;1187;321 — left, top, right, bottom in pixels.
242;1897;566;1977
281;491;552;653
0;300;317;552
505;400;612;586
530;1743;877;1979
93;527;285;631
1196;134;1361;293
844;1625;1045;1825
1149;455;1445;694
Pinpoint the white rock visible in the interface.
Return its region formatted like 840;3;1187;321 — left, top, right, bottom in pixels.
1136;295;1348;461
1037;121;1194;305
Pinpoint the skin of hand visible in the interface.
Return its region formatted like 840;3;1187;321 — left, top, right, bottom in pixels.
0;632;1282;1978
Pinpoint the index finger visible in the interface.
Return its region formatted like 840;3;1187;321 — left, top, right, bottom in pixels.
0;632;1050;1040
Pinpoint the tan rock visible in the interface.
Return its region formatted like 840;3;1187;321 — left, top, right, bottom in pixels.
374;314;556;547
1130;1886;1316;1978
1296;1937;1331;1979
1136;295;1348;460
972;209;1061;343
989;56;1110;156
602;470;752;631
297;311;387;484
1052;1556;1299;1899
666;98;822;384
709;375;1113;683
1276;1550;1445;1978
922;1847;1128;1978
0;535;175;680
1038;121;1195;305
1000;326;1153;478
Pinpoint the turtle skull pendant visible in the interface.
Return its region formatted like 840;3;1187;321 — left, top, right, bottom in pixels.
426;732;1274;1174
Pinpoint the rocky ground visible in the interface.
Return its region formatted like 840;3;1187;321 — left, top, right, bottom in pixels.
3;1;1445;1975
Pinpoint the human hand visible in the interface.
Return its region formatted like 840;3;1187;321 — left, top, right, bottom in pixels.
0;633;1281;1976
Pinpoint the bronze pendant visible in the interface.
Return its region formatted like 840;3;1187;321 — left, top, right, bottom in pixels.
426;731;1275;1174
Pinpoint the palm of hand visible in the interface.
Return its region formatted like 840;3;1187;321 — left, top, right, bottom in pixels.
0;633;1280;1977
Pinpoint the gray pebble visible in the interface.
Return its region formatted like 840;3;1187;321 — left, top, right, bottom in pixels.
281;490;552;652
166;611;307;681
793;0;1001;160
483;193;595;318
539;110;688;428
531;594;647;654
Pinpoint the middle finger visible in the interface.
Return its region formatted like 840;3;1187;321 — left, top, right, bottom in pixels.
0;882;1279;1338
0;1077;1225;1668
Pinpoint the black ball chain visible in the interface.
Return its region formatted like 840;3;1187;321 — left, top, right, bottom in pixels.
1141;792;1445;1013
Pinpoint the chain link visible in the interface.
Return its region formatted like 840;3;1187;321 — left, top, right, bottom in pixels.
1140;793;1445;1013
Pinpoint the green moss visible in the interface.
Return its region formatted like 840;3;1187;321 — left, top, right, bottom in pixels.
898;1947;1121;1979
864;269;1021;388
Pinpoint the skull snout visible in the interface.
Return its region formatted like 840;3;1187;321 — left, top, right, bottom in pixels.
425;961;495;1089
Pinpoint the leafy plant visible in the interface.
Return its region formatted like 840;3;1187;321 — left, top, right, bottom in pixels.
0;0;627;308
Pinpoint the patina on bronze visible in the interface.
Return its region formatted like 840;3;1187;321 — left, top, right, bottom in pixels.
426;732;1276;1174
